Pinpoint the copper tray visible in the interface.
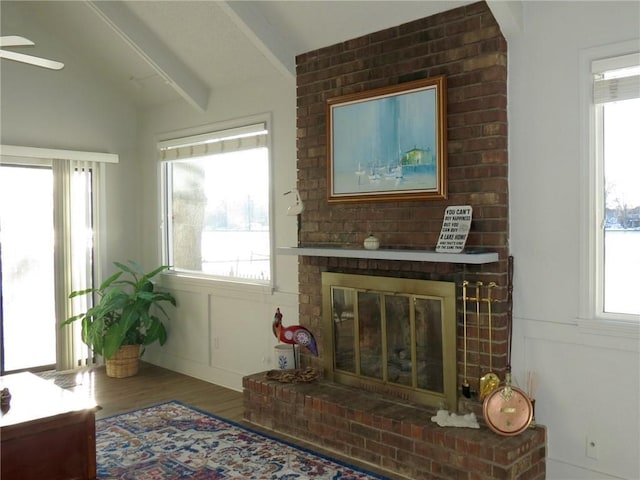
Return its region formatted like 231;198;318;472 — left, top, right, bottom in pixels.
483;384;533;436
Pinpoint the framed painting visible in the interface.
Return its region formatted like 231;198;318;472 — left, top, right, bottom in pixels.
326;76;447;203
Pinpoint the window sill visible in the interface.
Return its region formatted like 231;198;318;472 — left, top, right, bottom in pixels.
160;271;273;296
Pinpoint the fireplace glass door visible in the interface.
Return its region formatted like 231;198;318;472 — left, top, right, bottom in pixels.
324;273;456;410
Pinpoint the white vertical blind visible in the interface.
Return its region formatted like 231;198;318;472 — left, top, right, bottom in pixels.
71;160;97;368
53;159;99;370
53;159;73;370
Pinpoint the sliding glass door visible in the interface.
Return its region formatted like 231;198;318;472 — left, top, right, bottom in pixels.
0;156;99;373
0;164;56;372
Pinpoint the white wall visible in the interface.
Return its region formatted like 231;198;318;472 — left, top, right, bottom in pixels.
0;1;141;272
508;2;640;479
137;75;300;392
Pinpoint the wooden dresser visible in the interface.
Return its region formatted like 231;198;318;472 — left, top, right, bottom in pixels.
0;372;99;480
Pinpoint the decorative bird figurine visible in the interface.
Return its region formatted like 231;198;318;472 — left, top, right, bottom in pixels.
272;307;318;356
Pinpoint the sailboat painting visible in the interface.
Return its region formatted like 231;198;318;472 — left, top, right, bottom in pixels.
327;76;447;203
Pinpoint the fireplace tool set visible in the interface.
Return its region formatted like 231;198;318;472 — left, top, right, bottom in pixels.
461;256;534;436
461;280;499;400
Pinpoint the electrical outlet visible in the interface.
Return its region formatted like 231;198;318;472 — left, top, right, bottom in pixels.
586;435;598;460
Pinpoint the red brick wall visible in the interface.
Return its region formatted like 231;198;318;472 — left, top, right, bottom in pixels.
294;1;510;401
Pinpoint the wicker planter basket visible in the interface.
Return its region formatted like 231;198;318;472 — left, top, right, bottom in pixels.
106;344;141;378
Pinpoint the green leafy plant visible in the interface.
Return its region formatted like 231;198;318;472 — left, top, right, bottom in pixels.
62;261;177;360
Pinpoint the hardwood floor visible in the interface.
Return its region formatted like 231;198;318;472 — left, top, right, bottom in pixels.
57;362;244;421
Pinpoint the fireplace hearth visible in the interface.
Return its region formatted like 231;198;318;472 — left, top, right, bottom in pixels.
243;372;546;479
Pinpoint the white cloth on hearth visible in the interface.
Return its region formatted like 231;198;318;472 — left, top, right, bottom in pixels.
430;409;480;428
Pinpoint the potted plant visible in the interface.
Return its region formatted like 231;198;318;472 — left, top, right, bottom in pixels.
62;260;177;378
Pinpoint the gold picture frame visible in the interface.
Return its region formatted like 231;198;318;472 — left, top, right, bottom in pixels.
326;76;447;203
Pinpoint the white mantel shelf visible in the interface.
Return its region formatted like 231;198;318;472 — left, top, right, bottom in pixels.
276;247;499;265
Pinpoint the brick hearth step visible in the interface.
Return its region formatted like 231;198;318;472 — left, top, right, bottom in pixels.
243;372;546;480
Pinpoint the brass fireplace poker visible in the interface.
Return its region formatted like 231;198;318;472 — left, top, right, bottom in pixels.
475;281;483;391
461;281;470;398
479;282;500;400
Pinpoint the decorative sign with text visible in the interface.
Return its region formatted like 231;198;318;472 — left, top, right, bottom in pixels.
436;205;473;253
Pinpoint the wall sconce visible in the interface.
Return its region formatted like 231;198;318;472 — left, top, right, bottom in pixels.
284;189;303;246
284;189;304;216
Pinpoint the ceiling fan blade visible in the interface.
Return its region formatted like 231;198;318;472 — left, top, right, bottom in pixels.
0;36;34;48
0;49;64;70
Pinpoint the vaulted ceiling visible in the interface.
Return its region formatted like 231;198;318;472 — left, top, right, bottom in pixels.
1;1;522;112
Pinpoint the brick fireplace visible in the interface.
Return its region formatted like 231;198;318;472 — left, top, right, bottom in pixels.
244;2;546;478
295;0;510;407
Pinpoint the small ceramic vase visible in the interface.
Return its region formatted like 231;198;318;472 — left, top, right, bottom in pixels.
364;234;380;250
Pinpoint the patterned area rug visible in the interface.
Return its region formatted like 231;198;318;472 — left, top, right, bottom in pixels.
97;401;390;480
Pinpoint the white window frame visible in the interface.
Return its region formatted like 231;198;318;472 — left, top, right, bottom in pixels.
578;40;640;335
157;115;275;288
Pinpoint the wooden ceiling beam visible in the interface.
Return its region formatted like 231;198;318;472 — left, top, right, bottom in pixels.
220;1;295;83
87;0;210;112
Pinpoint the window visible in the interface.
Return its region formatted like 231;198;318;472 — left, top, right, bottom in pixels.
592;52;640;317
160;122;271;283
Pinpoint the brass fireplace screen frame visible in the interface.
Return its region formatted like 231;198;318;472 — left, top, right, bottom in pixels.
322;273;457;410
